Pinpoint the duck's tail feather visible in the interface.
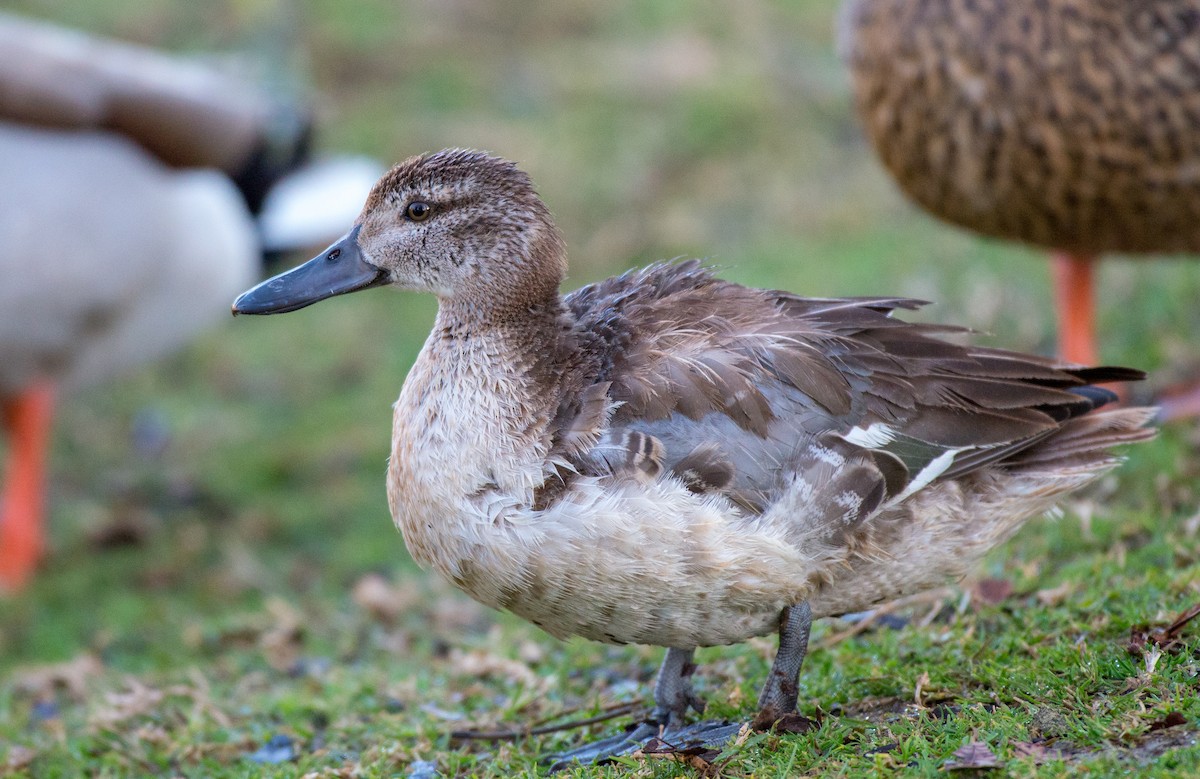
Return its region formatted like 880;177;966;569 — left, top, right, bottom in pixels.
1003;406;1157;475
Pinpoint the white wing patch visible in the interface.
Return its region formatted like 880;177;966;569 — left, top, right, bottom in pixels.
842;422;898;449
888;447;966;506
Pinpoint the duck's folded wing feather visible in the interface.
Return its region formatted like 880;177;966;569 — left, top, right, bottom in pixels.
555;261;1137;516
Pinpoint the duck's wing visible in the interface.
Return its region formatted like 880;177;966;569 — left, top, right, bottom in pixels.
558;260;1140;519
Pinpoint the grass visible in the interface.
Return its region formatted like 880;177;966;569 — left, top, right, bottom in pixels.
3;0;1200;776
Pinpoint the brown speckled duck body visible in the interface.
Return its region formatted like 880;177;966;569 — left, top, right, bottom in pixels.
842;0;1200;255
234;149;1154;764
841;0;1200;407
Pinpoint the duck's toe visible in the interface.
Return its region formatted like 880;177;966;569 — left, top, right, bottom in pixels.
544;718;740;772
544;720;658;771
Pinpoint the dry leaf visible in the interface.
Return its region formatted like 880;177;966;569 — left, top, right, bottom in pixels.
90;678;164;729
3;745;37;774
914;671;930;707
430;594;489;635
771;712;818;734
639;738;722;777
1158;602;1200;647
1144;646;1164;676
132;724;172;747
1183;511;1200;538
944;741;1001;770
191;669;232;727
1010;741;1052;763
971;579;1013;607
516;640;545;665
1128;601;1200;657
732;722;754;747
1147;712;1187;733
261;597;305;672
1035;581;1073;607
84;507;155;549
12;653;103;700
352;574;418;624
446;648;540;689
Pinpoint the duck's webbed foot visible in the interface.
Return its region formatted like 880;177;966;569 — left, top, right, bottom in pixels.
546;602;815;771
546;646;733;770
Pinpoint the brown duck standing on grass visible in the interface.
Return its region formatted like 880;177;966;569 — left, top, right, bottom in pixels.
840;0;1200;420
233;150;1154;767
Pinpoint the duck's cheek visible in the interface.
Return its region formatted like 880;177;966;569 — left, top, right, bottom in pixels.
380;258;447;296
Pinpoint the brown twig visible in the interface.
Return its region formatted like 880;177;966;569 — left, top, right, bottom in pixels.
816;587;956;649
1128;600;1200;657
1155;601;1200;646
449;700;645;741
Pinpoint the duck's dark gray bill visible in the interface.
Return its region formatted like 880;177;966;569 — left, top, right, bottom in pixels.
232;225;387;315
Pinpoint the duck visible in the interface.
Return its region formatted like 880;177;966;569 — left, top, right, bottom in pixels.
0;121;259;590
233;149;1155;766
0;13;387;591
839;0;1200;420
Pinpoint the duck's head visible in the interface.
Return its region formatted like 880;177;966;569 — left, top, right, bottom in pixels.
232;149;566;316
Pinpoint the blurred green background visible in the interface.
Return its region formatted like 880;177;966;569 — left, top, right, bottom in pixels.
2;1;1198;776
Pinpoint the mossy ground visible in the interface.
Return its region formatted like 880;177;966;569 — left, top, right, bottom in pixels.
2;1;1199;776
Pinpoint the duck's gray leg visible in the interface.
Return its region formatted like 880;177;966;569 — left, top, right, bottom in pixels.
651;646;704;725
755;601;813;723
546;647;707;770
547;605;814;770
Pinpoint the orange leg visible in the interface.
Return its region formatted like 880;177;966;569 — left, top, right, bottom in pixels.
1051;252;1097;366
0;382;56;590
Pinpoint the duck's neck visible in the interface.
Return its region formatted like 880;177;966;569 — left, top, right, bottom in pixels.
390;292;571;513
432;292;566;345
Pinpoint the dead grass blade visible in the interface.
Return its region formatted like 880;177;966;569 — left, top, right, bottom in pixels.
448;700;644;741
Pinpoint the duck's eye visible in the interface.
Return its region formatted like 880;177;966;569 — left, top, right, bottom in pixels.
406;201;432;221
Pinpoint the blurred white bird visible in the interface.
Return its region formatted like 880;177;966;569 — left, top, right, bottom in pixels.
0;13;380;589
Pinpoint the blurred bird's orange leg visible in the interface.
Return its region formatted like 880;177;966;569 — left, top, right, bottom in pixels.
0;383;56;590
1051;253;1097;366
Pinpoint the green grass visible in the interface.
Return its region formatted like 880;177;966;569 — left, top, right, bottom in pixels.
3;1;1200;776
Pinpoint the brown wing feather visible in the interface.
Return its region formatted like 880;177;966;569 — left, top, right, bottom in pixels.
558;261;1144;513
